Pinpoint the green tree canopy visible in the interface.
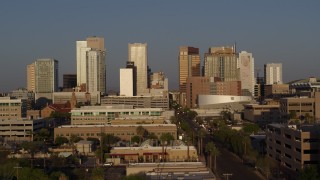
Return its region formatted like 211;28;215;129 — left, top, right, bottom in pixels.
55;136;69;146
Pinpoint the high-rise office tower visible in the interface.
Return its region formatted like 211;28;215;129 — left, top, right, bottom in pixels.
128;43;148;95
76;37;106;94
204;46;239;82
63;74;77;89
27;63;35;92
179;46;201;93
238;51;255;96
264;63;283;85
27;58;58;93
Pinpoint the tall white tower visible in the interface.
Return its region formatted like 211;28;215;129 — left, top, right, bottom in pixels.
238;51;255;96
76;37;106;94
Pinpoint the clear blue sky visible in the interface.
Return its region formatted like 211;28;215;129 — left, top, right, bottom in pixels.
0;1;319;92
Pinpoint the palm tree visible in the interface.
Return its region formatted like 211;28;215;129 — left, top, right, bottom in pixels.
198;129;206;156
205;142;220;172
136;126;147;144
160;133;174;162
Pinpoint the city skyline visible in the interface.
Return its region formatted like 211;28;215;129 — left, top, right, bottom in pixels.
1;1;320;92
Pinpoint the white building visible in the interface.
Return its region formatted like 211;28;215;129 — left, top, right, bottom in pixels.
120;68;134;96
264;63;283;85
76;37;106;94
238;51;255;96
128;43;148;95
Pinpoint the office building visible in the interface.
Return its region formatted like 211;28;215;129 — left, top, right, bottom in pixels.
27;59;58;93
86;50;106;93
179;46;201;93
76;37;106;93
204;46;239;82
280;92;320;121
238;51;255;96
27;63;35;92
0;97;27;120
128;43;148;95
35;59;59;93
264;63;283;85
186;77;241;108
63;74;77;89
70;105;164;125
120;62;136;96
54;124;177;142
101;96;169;110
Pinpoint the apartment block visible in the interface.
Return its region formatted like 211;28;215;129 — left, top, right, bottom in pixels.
0;97;27;120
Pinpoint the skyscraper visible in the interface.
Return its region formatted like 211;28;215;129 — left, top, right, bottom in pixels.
264;63;283;85
27;63;35;92
238;51;255;96
204;46;239;82
128;43;148;95
179;46;200;93
27;58;59;93
76;37;106;94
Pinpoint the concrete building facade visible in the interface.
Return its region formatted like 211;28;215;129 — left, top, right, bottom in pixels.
264;63;283;85
54;124;177;142
0;97;27;120
120;68;134;96
179;46;200;93
128;43;148;95
266;124;320;171
238;51;255;96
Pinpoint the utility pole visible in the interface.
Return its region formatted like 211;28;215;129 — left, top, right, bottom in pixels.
222;173;233;180
14;165;22;180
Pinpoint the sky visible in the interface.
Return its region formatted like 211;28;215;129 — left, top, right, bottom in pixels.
0;1;319;92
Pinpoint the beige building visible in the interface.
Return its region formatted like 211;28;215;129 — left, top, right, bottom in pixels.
27;63;35;92
101;96;169;110
0;97;27;120
70;105;164;125
110;139;197;163
243;104;281;125
280;92;320;121
54;124;177;142
264;84;289;98
53;91;101;106
179;46;200;93
204;46;239;82
0;118;47;142
266;124;320;171
128;43;148;95
75;140;95;155
264;63;283;85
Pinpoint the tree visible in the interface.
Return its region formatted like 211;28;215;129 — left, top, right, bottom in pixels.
136;126;147;144
299;165;320;180
289;110;297;119
147;133;158;140
69;134;83;144
131;135;140;144
34;128;50;141
242;123;260;135
55;136;69;146
91;167;104;180
205;142;220;171
160;133;174;162
198;129;207;156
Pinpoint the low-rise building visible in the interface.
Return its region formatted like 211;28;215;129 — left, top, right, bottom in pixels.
0;97;27;120
71;105;164;125
243;104;281;125
280;92;320;121
266;124;320;172
54;124;177;142
110;139;198;163
0;118;47;142
75;140;95;155
101;96;169;110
